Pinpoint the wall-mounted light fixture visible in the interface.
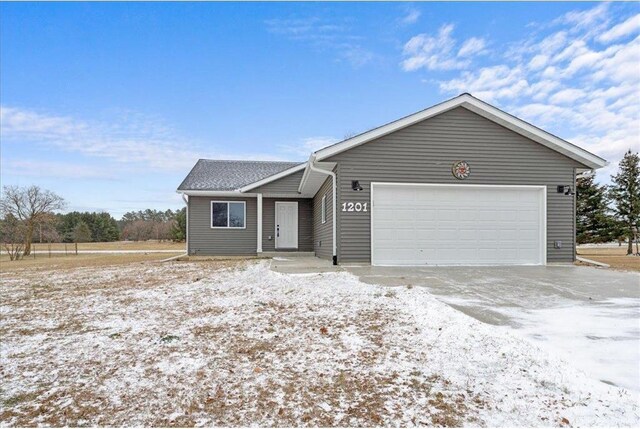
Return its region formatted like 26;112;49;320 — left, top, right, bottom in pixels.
351;180;363;191
557;185;574;196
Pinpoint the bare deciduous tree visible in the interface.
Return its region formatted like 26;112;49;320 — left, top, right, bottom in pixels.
0;214;26;261
0;185;66;256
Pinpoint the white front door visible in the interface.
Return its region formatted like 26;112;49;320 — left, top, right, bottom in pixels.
371;183;546;266
275;202;298;249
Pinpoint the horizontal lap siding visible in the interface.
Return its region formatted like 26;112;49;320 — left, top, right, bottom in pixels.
188;196;257;256
313;176;333;260
328;107;583;263
262;198;314;252
252;170;304;194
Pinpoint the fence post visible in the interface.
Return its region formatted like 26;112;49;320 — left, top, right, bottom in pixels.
65;244;68;255
48;244;51;258
75;243;78;256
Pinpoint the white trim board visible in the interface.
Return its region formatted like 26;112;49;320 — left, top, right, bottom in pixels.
313;94;607;170
210;200;247;229
370;182;547;266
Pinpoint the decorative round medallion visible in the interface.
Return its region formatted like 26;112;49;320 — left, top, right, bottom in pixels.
452;161;470;180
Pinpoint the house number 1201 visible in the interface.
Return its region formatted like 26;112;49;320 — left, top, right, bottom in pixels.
341;202;368;212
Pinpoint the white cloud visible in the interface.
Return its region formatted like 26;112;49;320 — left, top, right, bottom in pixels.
400;8;421;25
401;24;471;71
458;37;487;57
598;14;640;43
439;65;529;102
2;160;119;180
548;88;587;104
559;2;609;31
528;54;549;70
0;106;203;171
429;3;640;185
0;107;285;174
265;17;375;68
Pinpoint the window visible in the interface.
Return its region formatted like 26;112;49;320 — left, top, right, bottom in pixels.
211;201;246;229
321;194;327;224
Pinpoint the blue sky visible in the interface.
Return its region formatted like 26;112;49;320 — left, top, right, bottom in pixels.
1;2;638;217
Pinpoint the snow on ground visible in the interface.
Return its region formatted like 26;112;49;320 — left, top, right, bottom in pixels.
1;260;638;427
497;297;640;392
435;290;640;392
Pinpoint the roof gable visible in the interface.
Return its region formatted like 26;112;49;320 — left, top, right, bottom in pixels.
313;93;607;170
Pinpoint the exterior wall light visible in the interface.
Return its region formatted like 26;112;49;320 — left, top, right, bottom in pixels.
352;180;363;191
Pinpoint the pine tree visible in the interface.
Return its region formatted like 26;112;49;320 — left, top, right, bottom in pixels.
576;174;615;244
73;220;92;243
171;208;187;242
609;150;640;255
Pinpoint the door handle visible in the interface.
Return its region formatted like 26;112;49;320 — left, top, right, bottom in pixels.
277;225;280;237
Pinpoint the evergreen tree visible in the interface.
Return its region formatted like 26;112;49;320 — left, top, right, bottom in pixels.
609;150;640;255
73;220;92;243
576;175;615;243
171;208;187;242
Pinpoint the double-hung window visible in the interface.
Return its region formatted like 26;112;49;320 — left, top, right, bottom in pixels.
211;201;246;229
321;194;327;224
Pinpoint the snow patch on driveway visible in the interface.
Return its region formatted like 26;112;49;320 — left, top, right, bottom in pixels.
1;261;638;427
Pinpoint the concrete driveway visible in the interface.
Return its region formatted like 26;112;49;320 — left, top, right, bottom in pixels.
346;265;640;392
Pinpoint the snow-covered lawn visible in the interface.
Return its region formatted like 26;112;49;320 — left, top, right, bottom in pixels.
1;260;638;427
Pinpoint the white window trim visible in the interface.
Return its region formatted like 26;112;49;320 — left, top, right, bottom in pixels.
210;200;246;229
321;194;327;224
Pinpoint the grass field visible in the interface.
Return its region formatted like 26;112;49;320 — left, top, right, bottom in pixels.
0;253;184;274
27;240;185;252
576;245;640;271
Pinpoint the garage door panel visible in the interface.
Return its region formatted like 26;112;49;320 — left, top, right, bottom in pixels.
372;184;544;266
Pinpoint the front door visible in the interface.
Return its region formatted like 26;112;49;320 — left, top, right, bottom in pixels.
275;202;298;249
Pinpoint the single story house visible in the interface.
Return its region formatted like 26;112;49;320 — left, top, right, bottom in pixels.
177;93;607;266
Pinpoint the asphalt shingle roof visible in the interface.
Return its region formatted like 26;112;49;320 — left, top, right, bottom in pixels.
177;159;302;191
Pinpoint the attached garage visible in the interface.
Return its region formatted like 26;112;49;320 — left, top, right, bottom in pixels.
371;183;546;266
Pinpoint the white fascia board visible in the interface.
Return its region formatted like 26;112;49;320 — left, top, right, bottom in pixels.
238;163;307;193
314;94;607;170
460;99;607;169
297;154;315;193
178;190;258;197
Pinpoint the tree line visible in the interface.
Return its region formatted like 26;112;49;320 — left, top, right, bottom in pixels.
0;185;186;260
577;150;639;255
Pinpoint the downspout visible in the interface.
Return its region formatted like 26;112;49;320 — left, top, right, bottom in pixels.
181;193;189;256
308;154;337;265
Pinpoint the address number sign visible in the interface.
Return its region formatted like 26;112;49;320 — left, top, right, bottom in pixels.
341;202;368;212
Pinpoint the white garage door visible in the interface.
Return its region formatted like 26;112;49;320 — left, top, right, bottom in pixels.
371;183;546;266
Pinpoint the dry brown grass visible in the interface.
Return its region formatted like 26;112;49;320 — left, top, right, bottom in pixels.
28;240;185;252
0;252;184;274
0;259;484;427
576;246;640;272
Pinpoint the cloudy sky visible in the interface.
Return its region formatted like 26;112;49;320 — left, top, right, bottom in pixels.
1;2;638;217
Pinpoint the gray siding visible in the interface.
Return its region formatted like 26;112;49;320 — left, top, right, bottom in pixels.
262;198;313;252
313;176;334;260
252;170;304;194
327;106;584;263
188;196;257;256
